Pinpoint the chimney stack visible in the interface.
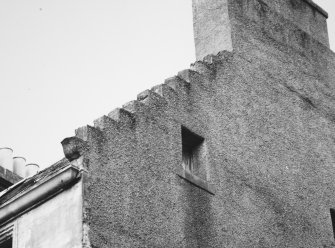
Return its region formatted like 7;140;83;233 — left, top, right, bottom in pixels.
0;147;39;179
192;0;329;60
0;147;40;191
0;148;23;190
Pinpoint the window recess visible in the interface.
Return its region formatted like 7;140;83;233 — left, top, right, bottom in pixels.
182;127;204;174
177;126;215;195
0;225;13;248
330;208;335;239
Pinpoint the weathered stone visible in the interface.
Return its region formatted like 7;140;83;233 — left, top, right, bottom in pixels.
61;136;89;162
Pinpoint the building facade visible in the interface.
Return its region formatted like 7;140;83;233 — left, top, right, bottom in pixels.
1;0;335;247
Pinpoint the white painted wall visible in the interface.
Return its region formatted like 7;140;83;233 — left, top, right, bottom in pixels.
13;181;83;248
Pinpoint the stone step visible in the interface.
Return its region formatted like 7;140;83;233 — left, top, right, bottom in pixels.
108;108;135;128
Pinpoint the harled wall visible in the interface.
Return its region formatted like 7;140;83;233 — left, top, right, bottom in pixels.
67;0;335;247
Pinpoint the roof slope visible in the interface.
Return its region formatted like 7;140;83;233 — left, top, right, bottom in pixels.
0;158;70;207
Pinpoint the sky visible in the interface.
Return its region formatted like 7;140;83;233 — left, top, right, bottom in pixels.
0;0;334;169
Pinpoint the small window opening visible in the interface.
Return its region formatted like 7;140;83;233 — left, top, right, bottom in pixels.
330;209;335;239
182;127;204;174
0;226;13;248
0;237;12;248
179;126;214;194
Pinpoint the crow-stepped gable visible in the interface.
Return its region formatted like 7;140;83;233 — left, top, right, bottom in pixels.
0;0;335;247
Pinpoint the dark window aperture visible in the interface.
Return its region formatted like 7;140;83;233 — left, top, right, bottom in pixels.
330;209;335;238
182;127;204;174
0;225;13;248
178;126;215;194
0;237;12;248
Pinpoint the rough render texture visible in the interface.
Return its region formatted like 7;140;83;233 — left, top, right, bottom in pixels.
61;0;335;247
239;0;330;46
193;0;329;60
228;0;329;50
192;0;233;60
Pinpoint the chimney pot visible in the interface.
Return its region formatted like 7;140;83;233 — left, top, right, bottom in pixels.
25;163;39;177
13;157;26;178
0;147;14;171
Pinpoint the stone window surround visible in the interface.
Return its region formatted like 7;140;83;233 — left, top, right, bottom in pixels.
177;167;215;195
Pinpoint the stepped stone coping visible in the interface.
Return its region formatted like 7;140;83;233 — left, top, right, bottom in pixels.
66;53;224;196
108;108;135;127
93;115;118;131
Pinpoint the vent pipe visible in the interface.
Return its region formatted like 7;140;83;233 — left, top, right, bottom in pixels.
0;148;13;171
13;157;26;178
25;163;39;177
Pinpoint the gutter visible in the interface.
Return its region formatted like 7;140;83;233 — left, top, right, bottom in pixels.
0;165;81;226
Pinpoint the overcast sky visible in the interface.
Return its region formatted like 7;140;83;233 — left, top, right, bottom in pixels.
0;0;334;169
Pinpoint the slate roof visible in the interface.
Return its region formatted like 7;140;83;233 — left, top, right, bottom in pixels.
0;158;70;207
0;166;22;191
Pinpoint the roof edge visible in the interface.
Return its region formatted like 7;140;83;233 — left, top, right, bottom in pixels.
302;0;328;18
0;165;81;226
